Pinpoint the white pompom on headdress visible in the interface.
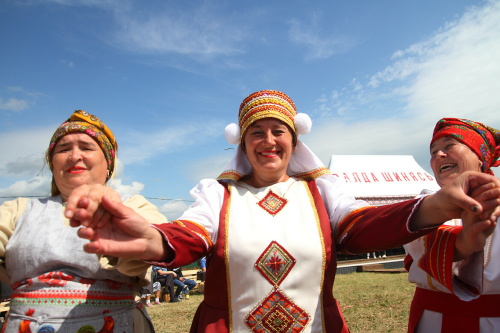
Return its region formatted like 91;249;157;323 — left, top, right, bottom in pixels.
224;90;312;145
225;123;241;145
294;113;312;135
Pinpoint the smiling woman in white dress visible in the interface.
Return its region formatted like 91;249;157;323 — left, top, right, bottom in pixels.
66;93;500;333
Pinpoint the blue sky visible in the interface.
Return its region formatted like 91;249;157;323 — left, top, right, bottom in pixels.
1;0;499;220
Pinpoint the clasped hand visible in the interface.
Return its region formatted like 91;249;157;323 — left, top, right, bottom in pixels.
65;184;167;261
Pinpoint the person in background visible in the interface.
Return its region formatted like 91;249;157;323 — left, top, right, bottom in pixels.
0;110;168;332
367;250;386;259
153;265;179;303
170;267;197;300
198;257;207;272
140;270;162;307
66;92;500;333
404;118;500;333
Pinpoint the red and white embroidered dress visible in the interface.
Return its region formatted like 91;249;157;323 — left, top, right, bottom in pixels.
152;141;437;333
404;190;500;333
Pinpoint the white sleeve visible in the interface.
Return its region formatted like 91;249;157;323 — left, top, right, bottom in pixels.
174;179;226;246
314;175;370;237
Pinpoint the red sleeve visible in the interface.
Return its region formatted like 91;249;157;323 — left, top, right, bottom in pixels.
148;181;228;268
417;225;470;294
149;222;212;268
336;198;439;254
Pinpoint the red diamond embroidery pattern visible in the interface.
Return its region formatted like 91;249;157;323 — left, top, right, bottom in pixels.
245;287;310;333
257;190;287;216
255;241;296;286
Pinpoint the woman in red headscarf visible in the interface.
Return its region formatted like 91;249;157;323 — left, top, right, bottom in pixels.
405;118;500;333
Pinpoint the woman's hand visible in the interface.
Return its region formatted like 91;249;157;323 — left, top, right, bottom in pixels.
469;181;500;222
65;184;122;228
76;195;170;262
454;210;497;261
413;172;500;229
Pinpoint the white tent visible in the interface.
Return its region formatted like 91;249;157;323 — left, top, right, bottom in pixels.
328;155;440;206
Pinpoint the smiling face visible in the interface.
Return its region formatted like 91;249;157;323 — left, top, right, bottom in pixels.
51;133;108;201
430;136;482;187
242;118;296;188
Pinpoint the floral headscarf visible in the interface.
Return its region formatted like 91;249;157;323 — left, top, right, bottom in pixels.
430;118;500;175
46;110;118;196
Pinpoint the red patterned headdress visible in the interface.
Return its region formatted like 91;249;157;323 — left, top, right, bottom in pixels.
430;118;500;175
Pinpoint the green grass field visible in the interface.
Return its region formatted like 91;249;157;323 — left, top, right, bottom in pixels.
146;272;415;333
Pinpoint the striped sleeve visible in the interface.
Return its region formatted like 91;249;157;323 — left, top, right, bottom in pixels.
334;199;432;254
417;225;467;293
315;176;436;255
172;219;213;253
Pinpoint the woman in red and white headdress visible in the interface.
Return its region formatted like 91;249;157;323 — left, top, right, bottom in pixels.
67;93;500;333
405;118;500;333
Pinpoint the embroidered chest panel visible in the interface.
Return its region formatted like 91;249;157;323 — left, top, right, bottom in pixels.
226;180;326;332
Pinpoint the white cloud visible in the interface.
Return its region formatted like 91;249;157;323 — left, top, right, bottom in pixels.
305;117;433;171
111;178;144;198
62;60;74;67
369;0;500;121
158;200;191;221
0;98;29;112
119;121;223;164
184;153;233;183
0;176;51;199
2;154;46;177
15;0;126;9
0;127;54;175
307;0;500;174
108;3;245;59
288;16;357;60
6;86;45;98
15;0;244;60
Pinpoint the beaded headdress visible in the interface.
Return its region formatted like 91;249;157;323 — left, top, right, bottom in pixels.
219;90;330;182
224;90;312;145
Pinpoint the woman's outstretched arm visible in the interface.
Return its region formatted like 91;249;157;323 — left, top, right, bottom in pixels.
76;195;173;262
410;171;500;230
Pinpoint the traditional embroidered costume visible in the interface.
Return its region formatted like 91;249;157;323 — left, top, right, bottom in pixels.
405;203;500;333
0;195;167;332
404;118;500;333
0;110;169;332
150;90;440;333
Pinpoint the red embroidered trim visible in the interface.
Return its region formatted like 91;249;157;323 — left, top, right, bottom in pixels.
173;219;213;252
292;166;331;180
245;287;310;333
418;225;461;291
257;190;287;216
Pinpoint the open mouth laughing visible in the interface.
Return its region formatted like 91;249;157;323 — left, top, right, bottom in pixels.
439;163;456;173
